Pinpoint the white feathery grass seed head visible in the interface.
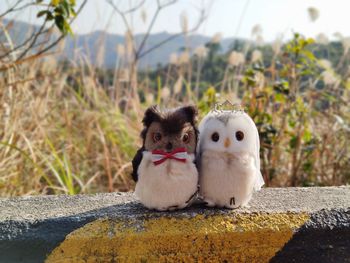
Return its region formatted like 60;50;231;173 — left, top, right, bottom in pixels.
145;93;154;104
322;70;339;85
319;59;332;70
316;33;329;45
333;32;344;40
251;50;262;63
211;32;222;44
272;38;282;55
169;53;178;65
173;76;183;95
180;12;188;34
125;30;134;56
161;86;170;100
307;7;319;22
179;51;190;64
194;45;208;58
119;68;130;82
228;51;245;66
251;24;262;36
141;8;147;23
116;44;125;56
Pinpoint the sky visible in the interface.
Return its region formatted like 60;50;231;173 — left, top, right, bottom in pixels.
1;0;350;42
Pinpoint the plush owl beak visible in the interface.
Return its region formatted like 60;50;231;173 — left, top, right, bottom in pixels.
224;138;231;148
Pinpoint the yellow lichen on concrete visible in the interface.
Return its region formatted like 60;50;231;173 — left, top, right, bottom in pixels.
46;213;309;263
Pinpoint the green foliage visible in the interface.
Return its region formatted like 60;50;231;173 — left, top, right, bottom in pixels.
36;0;77;35
198;86;217;116
240;33;349;186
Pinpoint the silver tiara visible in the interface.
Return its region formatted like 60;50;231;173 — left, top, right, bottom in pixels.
212;100;244;113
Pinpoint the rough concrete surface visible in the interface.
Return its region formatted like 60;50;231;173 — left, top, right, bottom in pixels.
0;187;349;263
1;187;349;221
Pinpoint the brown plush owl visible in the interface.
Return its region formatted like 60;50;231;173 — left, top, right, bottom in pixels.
131;105;199;211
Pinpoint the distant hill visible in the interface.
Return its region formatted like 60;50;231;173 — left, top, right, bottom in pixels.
1;19;239;69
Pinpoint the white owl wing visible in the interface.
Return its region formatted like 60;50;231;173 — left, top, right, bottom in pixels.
253;117;265;191
254;170;265;191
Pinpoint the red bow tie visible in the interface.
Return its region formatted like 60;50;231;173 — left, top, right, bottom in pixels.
151;147;188;165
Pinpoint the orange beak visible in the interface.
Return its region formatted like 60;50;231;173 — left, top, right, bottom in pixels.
224;138;231;148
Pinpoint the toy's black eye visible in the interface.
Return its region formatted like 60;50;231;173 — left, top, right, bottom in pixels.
235;131;244;141
182;133;190;143
153;132;162;142
211;132;219;142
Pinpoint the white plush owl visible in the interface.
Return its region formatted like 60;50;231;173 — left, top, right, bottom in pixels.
197;107;264;209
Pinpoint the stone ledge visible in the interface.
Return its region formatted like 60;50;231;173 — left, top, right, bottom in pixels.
0;187;349;262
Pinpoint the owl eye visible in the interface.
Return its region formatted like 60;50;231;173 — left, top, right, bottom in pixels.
153;132;162;142
235;131;244;141
182;133;190;143
211;132;219;142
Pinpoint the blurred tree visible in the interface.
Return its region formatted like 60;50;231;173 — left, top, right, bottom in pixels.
0;0;87;67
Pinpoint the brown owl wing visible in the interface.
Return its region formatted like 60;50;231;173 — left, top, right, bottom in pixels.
131;146;145;182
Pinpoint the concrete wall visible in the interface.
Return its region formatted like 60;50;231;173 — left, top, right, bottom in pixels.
0;187;349;263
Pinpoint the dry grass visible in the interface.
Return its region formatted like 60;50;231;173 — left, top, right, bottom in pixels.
0;57;141;196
